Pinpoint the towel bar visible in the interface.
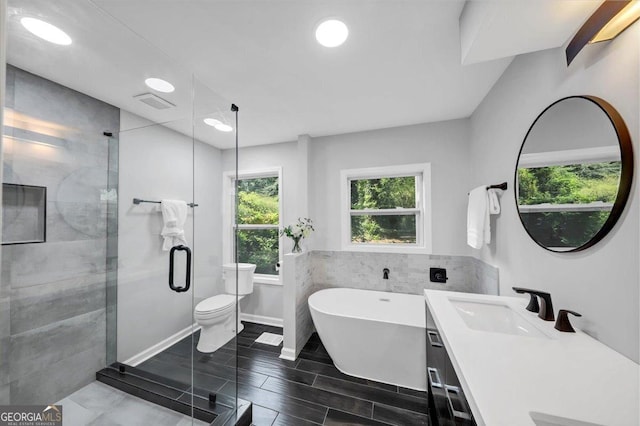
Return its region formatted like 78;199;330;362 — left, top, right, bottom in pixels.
467;182;507;195
132;198;198;208
487;182;507;191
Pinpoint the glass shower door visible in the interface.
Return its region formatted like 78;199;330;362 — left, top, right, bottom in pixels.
1;0;243;424
112;113;203;419
113;80;243;424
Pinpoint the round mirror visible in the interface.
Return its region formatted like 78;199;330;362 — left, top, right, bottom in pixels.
515;96;633;252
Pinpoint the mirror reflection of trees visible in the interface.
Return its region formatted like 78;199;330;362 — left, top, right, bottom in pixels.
517;161;620;248
518;162;620;205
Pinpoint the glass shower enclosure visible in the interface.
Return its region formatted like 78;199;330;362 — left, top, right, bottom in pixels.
1;1;247;424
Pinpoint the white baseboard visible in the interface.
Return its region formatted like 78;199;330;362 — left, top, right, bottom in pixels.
124;324;200;367
279;347;296;361
124;315;282;367
240;313;283;328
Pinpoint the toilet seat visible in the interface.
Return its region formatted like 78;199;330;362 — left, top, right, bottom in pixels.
195;294;236;318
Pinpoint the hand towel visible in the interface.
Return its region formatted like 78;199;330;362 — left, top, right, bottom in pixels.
488;188;502;215
160;200;188;251
467;186;490;249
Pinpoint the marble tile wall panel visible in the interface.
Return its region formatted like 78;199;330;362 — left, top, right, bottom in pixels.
2;65;119;403
294;252;315;356
310;251;498;296
471;257;500;296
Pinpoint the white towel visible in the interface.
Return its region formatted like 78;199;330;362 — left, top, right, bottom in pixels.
467;186;490;249
488;188;502;215
160;200;188;251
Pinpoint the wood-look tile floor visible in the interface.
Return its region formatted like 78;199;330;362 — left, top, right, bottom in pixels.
139;322;429;426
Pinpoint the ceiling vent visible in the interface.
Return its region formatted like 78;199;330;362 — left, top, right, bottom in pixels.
133;92;175;110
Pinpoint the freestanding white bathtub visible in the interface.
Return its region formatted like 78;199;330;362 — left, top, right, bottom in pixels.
308;288;427;391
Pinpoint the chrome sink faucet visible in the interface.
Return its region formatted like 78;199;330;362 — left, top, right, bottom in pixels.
512;287;555;321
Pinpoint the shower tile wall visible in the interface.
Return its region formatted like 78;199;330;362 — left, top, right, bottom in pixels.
1;65;119;404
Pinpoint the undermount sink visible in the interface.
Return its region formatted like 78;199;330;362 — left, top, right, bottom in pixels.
450;299;548;338
530;411;603;426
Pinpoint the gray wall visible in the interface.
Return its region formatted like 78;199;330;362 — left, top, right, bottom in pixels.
117;110;223;361
469;25;639;362
310;119;472;255
1;65;119;403
522;97;619;154
222;121;473;322
221;141;302;322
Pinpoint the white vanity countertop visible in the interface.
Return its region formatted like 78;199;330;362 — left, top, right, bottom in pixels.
424;289;640;426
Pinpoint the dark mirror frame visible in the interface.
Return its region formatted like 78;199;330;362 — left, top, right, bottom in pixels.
515;95;634;253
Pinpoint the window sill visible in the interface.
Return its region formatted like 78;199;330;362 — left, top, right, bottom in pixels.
342;243;432;254
253;276;282;286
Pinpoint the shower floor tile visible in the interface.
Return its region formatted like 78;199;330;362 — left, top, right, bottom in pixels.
57;381;209;426
139;322;429;426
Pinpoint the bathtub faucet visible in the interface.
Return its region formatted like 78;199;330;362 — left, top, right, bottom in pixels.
383;268;389;279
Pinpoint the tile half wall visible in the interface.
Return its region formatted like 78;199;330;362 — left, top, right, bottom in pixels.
281;250;499;359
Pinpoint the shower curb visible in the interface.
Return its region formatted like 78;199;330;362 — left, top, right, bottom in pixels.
96;363;252;426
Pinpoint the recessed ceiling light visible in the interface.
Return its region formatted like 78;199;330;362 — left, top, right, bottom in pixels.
204;118;233;132
215;123;233;132
144;78;175;93
21;17;72;46
315;19;348;47
204;118;221;127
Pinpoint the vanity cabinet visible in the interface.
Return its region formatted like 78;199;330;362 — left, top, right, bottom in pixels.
426;302;475;426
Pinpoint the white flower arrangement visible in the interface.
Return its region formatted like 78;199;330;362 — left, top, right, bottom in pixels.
280;218;314;252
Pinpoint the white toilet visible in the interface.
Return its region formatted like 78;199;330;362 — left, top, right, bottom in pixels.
194;263;256;353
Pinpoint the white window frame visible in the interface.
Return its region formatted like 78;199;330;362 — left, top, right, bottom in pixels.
518;146;619;168
223;167;283;285
517;146;620;214
340;163;432;254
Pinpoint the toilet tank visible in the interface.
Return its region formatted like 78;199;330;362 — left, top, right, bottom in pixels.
223;263;256;295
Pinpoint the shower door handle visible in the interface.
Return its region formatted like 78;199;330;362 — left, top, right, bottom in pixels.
169;245;191;293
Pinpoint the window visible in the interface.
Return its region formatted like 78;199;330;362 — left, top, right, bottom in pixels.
341;163;431;253
224;168;282;281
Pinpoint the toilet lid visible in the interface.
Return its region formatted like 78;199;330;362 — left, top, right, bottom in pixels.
195;294;236;313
